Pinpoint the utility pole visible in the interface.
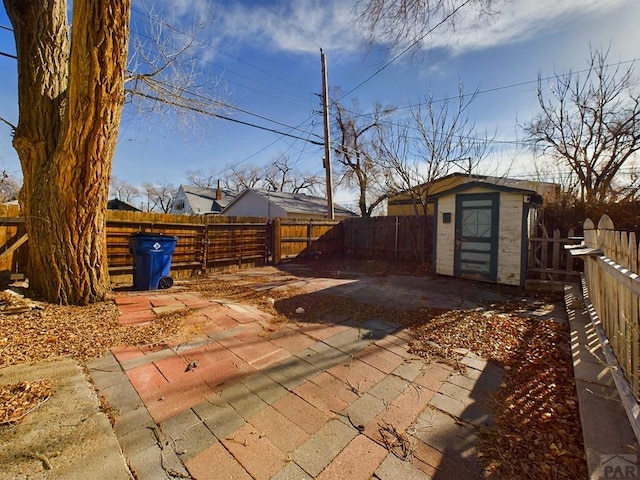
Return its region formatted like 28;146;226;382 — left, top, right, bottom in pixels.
321;48;335;220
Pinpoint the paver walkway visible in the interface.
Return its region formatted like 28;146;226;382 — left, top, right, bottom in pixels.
89;272;505;480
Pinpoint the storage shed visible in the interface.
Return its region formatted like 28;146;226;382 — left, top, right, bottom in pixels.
433;181;541;287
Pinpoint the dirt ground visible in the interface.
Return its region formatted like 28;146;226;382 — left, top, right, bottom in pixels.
0;256;587;479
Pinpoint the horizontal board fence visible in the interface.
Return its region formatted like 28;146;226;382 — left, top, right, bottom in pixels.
342;216;434;262
527;228;583;286
107;212;270;284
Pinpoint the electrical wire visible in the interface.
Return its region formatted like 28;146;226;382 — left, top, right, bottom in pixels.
127;89;323;145
338;0;473;101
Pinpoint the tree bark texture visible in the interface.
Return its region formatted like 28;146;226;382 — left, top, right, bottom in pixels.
4;0;131;304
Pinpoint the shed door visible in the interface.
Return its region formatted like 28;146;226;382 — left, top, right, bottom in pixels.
454;193;499;282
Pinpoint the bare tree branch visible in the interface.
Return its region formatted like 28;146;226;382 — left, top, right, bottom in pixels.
375;83;492;216
356;0;495;52
332;98;395;216
524;47;640;202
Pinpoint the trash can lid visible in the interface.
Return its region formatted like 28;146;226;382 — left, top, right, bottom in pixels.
129;232;177;239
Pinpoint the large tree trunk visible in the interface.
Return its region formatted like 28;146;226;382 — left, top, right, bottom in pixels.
4;0;131;304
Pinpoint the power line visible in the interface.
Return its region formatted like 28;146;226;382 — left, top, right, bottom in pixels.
212;116;322;178
339;0;473;100
129;5;310;95
132;75;323;140
333;57;639;147
128;90;324;146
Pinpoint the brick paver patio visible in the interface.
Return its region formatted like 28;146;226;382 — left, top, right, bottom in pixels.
89;275;501;479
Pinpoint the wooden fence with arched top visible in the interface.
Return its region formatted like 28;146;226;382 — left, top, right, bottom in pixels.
572;215;640;404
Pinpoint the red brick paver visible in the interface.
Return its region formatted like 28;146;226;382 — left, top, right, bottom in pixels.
185;441;252;480
317;434;388;480
221;423;288;480
272;392;329;435
248;406;310;454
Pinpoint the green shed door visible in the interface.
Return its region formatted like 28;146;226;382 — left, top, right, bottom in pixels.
454;193;499;282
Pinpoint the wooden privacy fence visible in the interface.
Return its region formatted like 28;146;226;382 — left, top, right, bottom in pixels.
0;203;27;278
271;218;342;263
106;211;269;284
575;215;640;401
342;216;434;262
0;208;344;283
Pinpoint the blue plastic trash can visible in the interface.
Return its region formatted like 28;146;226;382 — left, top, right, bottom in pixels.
128;232;178;290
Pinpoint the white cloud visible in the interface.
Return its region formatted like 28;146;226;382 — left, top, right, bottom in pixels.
211;0;368;57
145;0;634;61
421;0;631;54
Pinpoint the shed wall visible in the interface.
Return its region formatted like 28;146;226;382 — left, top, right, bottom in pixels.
496;192;525;286
435;187;526;286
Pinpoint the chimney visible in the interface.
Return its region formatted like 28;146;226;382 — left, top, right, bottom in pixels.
216;179;222;201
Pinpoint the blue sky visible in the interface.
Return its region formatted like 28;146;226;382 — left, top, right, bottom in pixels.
0;0;639;209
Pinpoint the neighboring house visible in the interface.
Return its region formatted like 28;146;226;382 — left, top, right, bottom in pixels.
432;181;542;287
222;189;357;220
170;184;238;215
107;198;141;211
387;172;559;216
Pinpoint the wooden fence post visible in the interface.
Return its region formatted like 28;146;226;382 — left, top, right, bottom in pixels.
272;218;281;264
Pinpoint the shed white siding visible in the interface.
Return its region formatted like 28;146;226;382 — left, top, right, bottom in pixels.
435;195;456;277
435;185;529;287
496;192;525;285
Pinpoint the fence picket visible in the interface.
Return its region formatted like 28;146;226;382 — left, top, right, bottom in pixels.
582;216;640;401
631;232;640;395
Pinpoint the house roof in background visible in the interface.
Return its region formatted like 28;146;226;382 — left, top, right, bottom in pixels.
107;198;141;211
226;189;357;217
182;186;238;213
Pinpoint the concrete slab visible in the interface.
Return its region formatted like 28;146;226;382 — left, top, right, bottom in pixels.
0;358;132;480
565;283;639;479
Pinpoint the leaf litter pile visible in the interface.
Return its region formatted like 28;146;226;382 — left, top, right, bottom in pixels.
0;290;185;427
408;299;587;479
0;261;588;478
0;380;52;426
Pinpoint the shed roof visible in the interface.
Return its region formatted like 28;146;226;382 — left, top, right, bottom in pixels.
430;181;537;198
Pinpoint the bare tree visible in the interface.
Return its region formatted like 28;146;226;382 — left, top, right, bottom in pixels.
332;99;395;216
262;155;322;194
110;176;140;203
0;170;20;202
185;168;217;188
124;5;223;133
356;0;495;51
524;47;640;203
141;181;177;213
221;165;263;191
1;1;225;304
376;85;492;216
